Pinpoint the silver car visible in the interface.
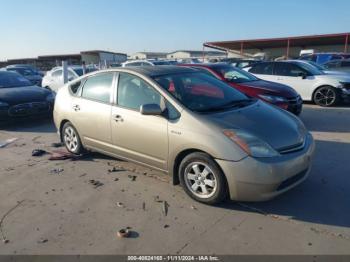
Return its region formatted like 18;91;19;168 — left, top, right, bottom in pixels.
54;66;315;204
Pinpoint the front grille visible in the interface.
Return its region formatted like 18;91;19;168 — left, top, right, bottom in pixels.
278;140;305;154
342;83;350;89
287;95;302;105
277;169;308;191
8;102;50;116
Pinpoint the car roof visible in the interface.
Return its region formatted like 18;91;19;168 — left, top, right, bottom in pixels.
110;65;197;77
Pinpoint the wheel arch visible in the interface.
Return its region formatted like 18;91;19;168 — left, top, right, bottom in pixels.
311;84;337;103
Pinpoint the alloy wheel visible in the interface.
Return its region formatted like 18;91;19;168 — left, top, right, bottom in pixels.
314;87;336;106
64;126;78;152
184;162;217;199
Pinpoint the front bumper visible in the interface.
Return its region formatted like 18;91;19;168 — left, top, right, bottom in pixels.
0;102;53;121
340;87;350;101
216;133;315;202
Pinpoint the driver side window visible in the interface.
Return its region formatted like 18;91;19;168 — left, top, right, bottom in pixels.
275;63;305;77
117;73;161;111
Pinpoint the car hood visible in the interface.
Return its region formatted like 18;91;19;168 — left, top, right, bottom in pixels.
233;80;298;98
317;74;350;83
25;75;42;81
0;85;51;105
205;100;306;151
323;70;350;76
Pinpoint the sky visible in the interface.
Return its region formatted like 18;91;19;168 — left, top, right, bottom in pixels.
1;0;350;60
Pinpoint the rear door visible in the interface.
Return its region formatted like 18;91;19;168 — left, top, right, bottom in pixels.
70;72;115;151
248;62;275;82
110;72;168;170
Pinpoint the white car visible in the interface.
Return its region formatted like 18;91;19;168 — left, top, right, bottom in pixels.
121;60;172;67
245;61;350;107
42;66;97;92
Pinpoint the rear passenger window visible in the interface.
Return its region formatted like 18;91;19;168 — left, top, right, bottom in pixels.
81;73;114;103
249;63;273;75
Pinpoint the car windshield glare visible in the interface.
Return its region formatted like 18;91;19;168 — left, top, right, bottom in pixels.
153;72;250;113
217;66;258;83
0;72;32;88
295;62;324;75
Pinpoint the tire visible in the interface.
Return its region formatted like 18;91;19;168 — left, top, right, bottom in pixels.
179;152;228;205
61;122;84;154
313;86;340;107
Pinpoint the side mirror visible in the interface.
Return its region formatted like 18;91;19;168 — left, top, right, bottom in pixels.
298;72;307;79
140;104;163;116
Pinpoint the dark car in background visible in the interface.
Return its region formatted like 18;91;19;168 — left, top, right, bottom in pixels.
323;59;350;73
4;65;43;86
178;63;302;115
0;71;54;121
299;52;350;64
219;58;261;68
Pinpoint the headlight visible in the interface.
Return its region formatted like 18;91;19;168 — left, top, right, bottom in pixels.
223;129;280;158
46;93;56;102
0;101;9;108
258;94;287;103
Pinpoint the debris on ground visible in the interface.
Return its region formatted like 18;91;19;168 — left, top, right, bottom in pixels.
114;178;119;181
51;142;64;148
142;202;146;211
116;202;124;208
154;195;163;203
164;224;170;229
108;167;125;173
89;180;104;189
0;200;25;244
32;149;47;157
49;150;82;161
37;238;48;244
32;136;41;144
190;205;197;210
117;228;131;238
50;168;64;175
162;201;169;216
128;175;137;181
0;138;19;148
79;173;87;177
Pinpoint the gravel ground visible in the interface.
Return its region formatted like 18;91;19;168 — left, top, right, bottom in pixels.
0;104;349;255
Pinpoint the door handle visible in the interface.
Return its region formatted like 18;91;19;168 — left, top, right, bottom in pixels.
72;104;80;111
113;114;123;122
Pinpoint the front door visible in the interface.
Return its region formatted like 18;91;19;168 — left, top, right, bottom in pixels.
273;62;316;100
111;72;168;170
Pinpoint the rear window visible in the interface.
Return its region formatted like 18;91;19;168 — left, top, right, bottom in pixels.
0;72;32;88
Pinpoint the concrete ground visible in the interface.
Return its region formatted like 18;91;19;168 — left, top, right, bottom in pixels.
0;104;349;255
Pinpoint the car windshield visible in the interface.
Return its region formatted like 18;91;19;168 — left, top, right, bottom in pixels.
72;68;83;76
215;65;259;83
294;61;324;75
304;61;326;70
152;61;172;65
7;67;36;76
153;72;252;113
0;72;32;88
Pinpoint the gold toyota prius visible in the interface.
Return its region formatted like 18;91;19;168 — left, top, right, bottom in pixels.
54;66;315;204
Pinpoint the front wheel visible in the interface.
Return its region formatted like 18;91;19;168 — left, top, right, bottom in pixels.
313;86;340;107
62;122;84;154
179;152;228;205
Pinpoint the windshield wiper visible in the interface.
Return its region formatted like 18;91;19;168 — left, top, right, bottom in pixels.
197;98;254;113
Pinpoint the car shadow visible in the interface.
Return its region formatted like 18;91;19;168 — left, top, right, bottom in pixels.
218;139;350;229
0;117;56;133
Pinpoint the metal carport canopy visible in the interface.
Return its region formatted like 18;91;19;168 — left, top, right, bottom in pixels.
204;32;350;53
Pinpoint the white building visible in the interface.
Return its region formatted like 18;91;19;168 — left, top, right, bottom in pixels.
130;52;168;60
166;50;226;60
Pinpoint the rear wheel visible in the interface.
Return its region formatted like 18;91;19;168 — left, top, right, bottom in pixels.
313;86;339;107
62;122;83;154
179;152;228;205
